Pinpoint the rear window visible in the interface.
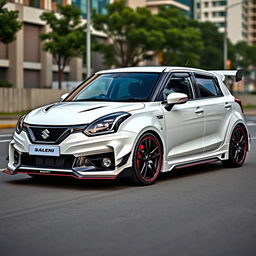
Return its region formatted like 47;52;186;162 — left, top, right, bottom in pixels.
195;76;222;98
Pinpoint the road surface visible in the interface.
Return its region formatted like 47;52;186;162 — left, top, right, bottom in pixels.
0;117;255;256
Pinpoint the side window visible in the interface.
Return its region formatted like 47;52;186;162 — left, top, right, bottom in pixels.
195;75;223;98
161;74;194;101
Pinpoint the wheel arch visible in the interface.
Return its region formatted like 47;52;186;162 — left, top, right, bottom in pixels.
140;129;164;157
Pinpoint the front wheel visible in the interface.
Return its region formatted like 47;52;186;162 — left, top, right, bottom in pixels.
222;125;248;168
132;133;163;185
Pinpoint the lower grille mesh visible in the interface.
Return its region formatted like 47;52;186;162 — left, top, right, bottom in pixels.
21;154;75;169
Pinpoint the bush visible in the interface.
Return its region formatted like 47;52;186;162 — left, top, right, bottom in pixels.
0;80;12;87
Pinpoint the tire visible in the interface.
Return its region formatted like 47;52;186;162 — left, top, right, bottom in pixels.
132;133;163;185
222;125;248;168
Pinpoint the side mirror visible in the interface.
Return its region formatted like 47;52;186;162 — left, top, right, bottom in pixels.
60;93;69;101
165;93;188;111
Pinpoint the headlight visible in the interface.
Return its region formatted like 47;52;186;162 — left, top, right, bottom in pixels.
84;112;131;136
16;114;27;134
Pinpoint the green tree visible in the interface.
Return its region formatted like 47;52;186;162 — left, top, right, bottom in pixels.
233;41;256;71
0;0;22;44
40;4;85;89
157;7;203;67
93;1;167;67
190;21;223;69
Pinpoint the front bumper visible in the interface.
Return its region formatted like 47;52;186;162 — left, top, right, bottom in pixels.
5;129;137;179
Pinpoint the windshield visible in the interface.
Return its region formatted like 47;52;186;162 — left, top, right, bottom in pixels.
69;72;160;102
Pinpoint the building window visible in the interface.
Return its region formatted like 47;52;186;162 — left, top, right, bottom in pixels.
23;0;41;8
0;42;8;59
0;68;8;82
204;12;209;18
212;11;225;17
24;70;40;88
212;1;227;7
216;22;225;28
24;23;41;63
72;0;109;19
204;2;209;8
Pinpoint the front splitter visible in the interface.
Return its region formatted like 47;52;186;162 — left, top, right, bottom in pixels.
2;168;118;180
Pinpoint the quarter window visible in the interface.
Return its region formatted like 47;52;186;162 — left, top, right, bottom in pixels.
195;76;222;98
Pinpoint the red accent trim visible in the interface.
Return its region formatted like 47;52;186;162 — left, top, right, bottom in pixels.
15;171;117;180
2;169;15;175
175;159;218;170
235;98;243;113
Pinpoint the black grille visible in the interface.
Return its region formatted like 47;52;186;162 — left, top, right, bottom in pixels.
26;124;87;144
29;127;67;142
21;153;75;169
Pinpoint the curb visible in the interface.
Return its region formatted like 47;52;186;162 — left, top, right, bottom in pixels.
0;124;16;129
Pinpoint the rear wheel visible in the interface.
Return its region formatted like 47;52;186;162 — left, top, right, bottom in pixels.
223;125;248;167
132;133;163;185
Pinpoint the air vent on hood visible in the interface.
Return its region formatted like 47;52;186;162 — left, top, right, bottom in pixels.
44;104;56;112
78;106;105;113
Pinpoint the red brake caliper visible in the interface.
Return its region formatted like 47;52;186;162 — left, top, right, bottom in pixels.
137;144;145;170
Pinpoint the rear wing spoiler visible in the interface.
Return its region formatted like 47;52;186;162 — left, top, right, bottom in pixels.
210;69;243;82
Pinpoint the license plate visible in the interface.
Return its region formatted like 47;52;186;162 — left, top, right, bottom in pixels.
29;145;60;157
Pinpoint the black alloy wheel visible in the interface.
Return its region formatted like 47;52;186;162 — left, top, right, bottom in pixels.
132;133;163;185
223;125;248;167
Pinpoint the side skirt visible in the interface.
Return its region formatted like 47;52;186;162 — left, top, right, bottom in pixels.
174;158;220;170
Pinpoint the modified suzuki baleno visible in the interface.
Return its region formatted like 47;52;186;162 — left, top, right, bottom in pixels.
4;67;250;185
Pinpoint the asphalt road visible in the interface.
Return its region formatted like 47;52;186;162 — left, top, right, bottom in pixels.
0;117;255;256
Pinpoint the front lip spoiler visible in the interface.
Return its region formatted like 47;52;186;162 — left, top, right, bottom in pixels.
2;167;118;180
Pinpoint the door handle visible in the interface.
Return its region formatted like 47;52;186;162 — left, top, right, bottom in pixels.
225;103;232;109
195;107;204;114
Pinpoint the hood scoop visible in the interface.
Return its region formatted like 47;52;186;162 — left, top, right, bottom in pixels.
44;104;56;112
78;106;105;113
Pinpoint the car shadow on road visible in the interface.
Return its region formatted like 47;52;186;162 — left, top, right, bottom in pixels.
4;174;132;191
3;161;229;190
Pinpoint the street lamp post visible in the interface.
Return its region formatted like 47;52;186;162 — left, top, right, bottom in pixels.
86;0;91;78
224;1;246;69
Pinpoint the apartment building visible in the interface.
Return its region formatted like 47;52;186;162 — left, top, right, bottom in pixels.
248;0;256;45
125;0;194;17
0;0;108;89
196;0;249;44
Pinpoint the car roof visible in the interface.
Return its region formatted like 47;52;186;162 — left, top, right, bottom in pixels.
96;66;214;75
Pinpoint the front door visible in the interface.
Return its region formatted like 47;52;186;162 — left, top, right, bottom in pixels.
159;72;205;166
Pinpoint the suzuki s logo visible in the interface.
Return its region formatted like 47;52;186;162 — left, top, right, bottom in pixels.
41;129;50;139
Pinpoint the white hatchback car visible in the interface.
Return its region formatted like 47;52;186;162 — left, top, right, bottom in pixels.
4;67;250;185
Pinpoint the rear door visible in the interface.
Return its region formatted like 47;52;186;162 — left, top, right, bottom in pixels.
193;73;232;153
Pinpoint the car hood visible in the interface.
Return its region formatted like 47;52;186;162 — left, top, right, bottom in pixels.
25;101;145;126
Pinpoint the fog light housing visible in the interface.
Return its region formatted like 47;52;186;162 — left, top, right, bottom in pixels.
102;158;112;168
14;150;20;166
76;156;89;167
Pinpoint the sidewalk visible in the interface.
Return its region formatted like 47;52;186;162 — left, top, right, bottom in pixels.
0;116;18;129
